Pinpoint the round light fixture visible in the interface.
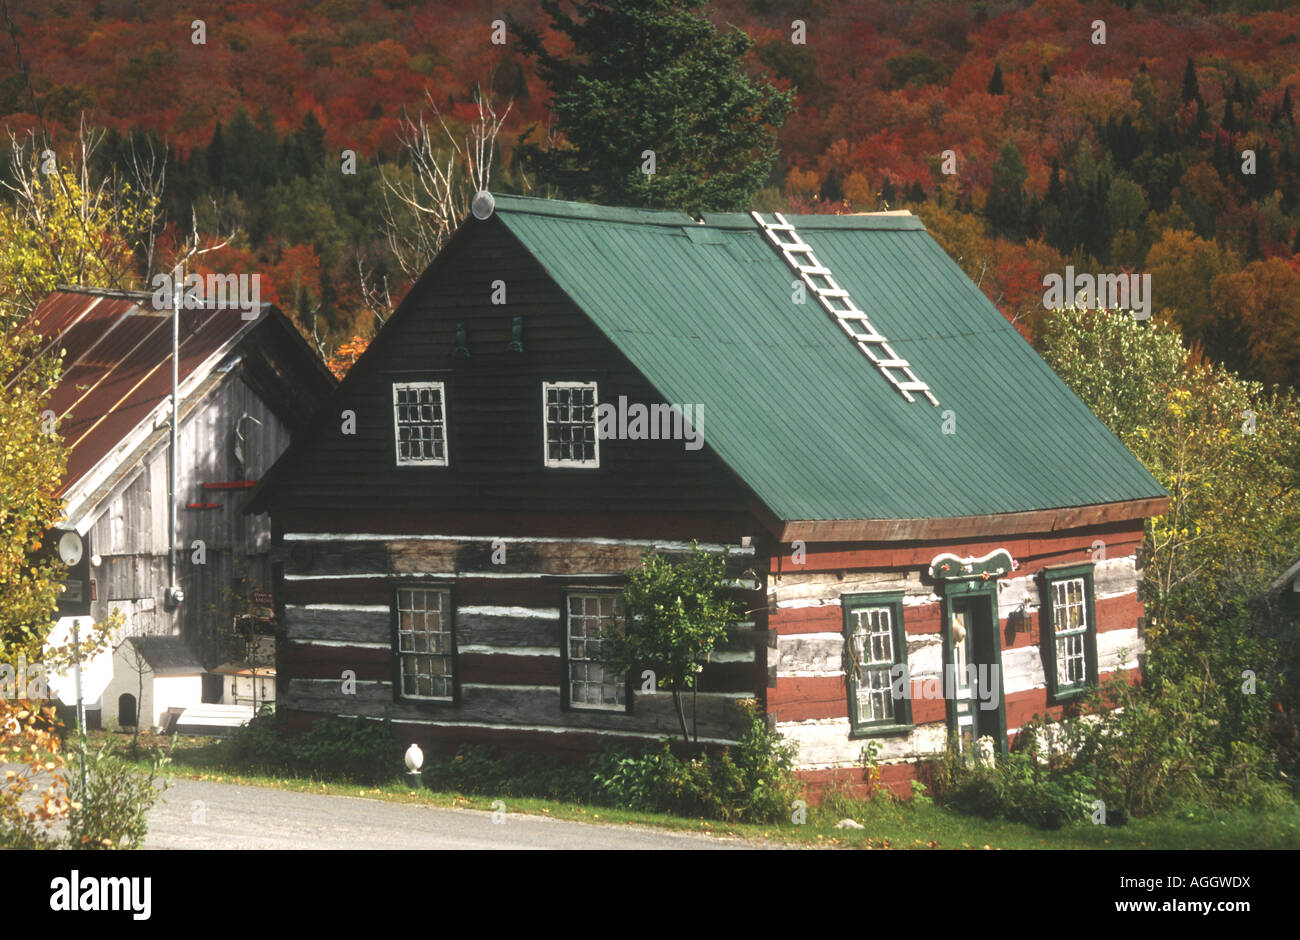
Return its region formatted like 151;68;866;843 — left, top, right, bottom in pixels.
57;531;83;567
471;190;495;220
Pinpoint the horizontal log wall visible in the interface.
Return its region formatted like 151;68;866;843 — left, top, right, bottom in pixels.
769;523;1150;778
276;531;768;748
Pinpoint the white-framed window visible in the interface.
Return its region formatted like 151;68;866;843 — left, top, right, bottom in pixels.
542;381;599;468
396;587;454;701
1051;576;1088;689
566;593;625;710
393;381;448;466
849;606;897;724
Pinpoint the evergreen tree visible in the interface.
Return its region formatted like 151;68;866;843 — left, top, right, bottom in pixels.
821;164;844;203
208;123;225;189
985;141;1028;239
1182;57;1200;104
511;0;793;212
987;62;1004;95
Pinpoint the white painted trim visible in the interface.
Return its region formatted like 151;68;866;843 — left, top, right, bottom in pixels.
541;380;600;469
460;605;559;620
286;603;389;612
335;713;740;744
709;651;755;663
286;639;390;649
281;533;753;554
782;631;842;642
462;683;556;693
776;598;841;609
392;380;449;467
457;645;562;657
928;548;1013;579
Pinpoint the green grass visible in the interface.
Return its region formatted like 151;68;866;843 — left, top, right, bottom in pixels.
95;729;1300;850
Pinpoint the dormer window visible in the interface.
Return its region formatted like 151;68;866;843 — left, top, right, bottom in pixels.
542;381;599;468
393;381;448;466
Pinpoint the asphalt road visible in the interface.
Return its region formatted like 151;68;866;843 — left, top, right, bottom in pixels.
144;778;761;850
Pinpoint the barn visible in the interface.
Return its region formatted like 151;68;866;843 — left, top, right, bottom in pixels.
32;286;335;717
247;194;1169;796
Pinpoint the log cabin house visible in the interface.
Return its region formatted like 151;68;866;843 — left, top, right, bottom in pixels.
32;286;334;719
247;195;1169;797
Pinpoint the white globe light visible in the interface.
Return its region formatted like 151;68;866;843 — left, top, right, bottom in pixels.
58;531;83;567
404;743;424;772
471;191;495;220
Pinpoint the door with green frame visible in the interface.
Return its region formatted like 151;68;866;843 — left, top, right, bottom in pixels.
945;586;1008;757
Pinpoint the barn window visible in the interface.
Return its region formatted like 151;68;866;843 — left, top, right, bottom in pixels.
844;592;911;736
394;587;454;701
1040;565;1098;702
564;593;627;711
542;381;599;468
393;382;448;466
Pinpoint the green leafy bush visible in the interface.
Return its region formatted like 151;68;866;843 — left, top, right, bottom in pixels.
589;700;798;822
222;713;402;784
65;745;169;849
223;711;287;772
290;716;401;784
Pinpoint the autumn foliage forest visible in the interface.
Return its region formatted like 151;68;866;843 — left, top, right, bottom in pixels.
1;0;1299;388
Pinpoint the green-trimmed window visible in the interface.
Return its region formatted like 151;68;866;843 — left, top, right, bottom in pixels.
1041;564;1098;701
844;592;911;735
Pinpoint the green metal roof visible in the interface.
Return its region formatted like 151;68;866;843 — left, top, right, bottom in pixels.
491;194;1167;522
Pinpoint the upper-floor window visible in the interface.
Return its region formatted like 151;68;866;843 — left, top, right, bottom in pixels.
542;381;599;468
393;381;448;466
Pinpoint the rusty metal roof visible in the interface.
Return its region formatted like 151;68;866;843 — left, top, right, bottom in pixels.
30;287;265;498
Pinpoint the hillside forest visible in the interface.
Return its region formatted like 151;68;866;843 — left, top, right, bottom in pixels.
0;0;1297;388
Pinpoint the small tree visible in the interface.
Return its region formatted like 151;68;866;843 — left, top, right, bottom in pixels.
605;545;740;743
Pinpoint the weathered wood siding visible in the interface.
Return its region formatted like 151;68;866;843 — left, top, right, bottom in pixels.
87;368;296;663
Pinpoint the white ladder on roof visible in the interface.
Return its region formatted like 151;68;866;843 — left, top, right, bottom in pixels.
751;211;939;406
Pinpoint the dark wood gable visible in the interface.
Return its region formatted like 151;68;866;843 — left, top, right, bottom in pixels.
256;215;761;538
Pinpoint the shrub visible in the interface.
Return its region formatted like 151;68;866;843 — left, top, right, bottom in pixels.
938;736;1097;830
0;700;69;849
65;744;169;849
291;715;401;784
589;700;799;822
223;711;287;772
222;713;402;784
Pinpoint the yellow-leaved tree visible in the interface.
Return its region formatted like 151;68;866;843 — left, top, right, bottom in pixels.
0;123;162;320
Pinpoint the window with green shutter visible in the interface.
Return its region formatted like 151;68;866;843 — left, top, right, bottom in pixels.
1040;564;1099;702
844;592;911;736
